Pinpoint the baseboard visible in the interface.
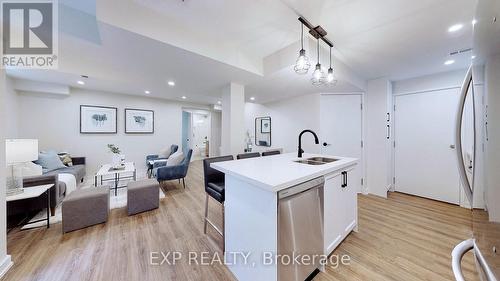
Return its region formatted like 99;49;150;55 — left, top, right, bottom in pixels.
0;255;13;279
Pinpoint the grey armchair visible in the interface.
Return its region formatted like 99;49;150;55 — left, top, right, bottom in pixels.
146;144;178;177
154;149;193;188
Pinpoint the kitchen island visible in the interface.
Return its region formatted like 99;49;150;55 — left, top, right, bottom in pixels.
211;152;359;281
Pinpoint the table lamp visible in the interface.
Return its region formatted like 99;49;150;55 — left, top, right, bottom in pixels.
5;139;39;196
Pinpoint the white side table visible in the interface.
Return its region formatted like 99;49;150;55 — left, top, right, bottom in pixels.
94;162;137;196
7;184;53;229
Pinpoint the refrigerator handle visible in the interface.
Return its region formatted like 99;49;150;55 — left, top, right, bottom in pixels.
455;65;474;205
451;239;474;281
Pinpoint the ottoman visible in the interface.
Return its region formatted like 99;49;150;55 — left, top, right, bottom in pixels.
62;188;109;233
127;179;160;215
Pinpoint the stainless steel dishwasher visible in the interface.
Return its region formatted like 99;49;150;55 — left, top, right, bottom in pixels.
278;177;324;281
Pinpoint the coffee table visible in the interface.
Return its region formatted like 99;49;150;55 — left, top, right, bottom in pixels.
94;162;136;196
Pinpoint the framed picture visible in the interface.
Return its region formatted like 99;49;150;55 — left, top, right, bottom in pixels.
261;118;271;133
125;108;154;134
80;105;117;134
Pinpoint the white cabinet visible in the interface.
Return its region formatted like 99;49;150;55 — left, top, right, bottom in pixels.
323;165;358;256
324;171;343;255
342;166;358;235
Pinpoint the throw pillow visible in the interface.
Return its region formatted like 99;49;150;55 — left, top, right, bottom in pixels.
167;151;184;166
58;153;73;166
158;146;172;158
35;151;66;173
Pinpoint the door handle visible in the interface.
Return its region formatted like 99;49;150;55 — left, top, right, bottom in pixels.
451;239;474;281
454;65;474;205
450;144;456;149
323;142;331;147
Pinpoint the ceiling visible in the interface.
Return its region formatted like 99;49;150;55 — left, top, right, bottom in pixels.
316;0;475;80
7;22;262;105
7;0;475;104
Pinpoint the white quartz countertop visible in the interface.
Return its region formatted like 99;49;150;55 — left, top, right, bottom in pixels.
211;153;358;192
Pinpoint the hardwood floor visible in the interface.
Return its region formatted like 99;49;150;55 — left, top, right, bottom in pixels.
3;160;478;281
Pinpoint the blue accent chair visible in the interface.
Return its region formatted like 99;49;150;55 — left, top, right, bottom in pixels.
146;144;178;177
154;149;193;189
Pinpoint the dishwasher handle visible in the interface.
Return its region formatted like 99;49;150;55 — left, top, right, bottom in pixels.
278;177;324;199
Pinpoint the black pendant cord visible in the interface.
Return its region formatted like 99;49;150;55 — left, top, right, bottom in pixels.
329;47;332;68
317;38;320;64
300;23;304;50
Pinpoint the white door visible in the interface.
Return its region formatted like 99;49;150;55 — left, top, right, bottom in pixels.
320;94;363;192
394;89;460;204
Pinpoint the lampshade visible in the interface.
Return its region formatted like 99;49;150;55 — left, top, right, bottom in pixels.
6;139;39;164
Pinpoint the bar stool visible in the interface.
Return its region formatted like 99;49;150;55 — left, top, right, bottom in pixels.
236;152;260;159
262;150;281;156
202;155;234;251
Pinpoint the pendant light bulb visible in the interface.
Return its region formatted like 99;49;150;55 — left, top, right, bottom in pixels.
294;23;310;74
325;46;336;85
327;68;334;82
311;38;325;86
313;64;322;80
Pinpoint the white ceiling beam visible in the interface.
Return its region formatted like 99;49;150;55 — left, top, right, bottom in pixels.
14;79;70;96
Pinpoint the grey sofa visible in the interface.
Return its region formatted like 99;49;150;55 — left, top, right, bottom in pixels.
7;157;86;217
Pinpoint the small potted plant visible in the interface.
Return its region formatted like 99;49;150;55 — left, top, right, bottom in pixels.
107;144;125;168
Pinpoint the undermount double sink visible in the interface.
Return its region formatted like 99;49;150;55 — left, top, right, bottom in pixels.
294;157;339;165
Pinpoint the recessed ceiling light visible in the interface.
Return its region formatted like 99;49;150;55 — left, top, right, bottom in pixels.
448;24;464;33
144;90;151;94
250;97;255;101
471;55;476;59
168;81;175;86
444;60;455;65
181;96;187;99
472;19;477;26
77;80;85;85
217;101;222;105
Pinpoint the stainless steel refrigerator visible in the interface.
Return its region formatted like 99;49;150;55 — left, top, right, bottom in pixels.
452;0;500;280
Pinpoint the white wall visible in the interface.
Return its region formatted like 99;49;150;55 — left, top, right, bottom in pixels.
16;87;209;175
245;94;321;154
0;71;13;278
392;69;469;95
221;83;245;155
364;78;391;198
210;111;222;156
4;77;19;138
484;54;500;222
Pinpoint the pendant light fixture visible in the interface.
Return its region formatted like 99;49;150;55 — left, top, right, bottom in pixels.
294;23;311;74
325;46;337;86
294;17;336;86
311;37;325;86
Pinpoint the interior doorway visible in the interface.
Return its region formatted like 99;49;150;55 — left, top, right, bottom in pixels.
393;89;461;204
182;109;212;161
